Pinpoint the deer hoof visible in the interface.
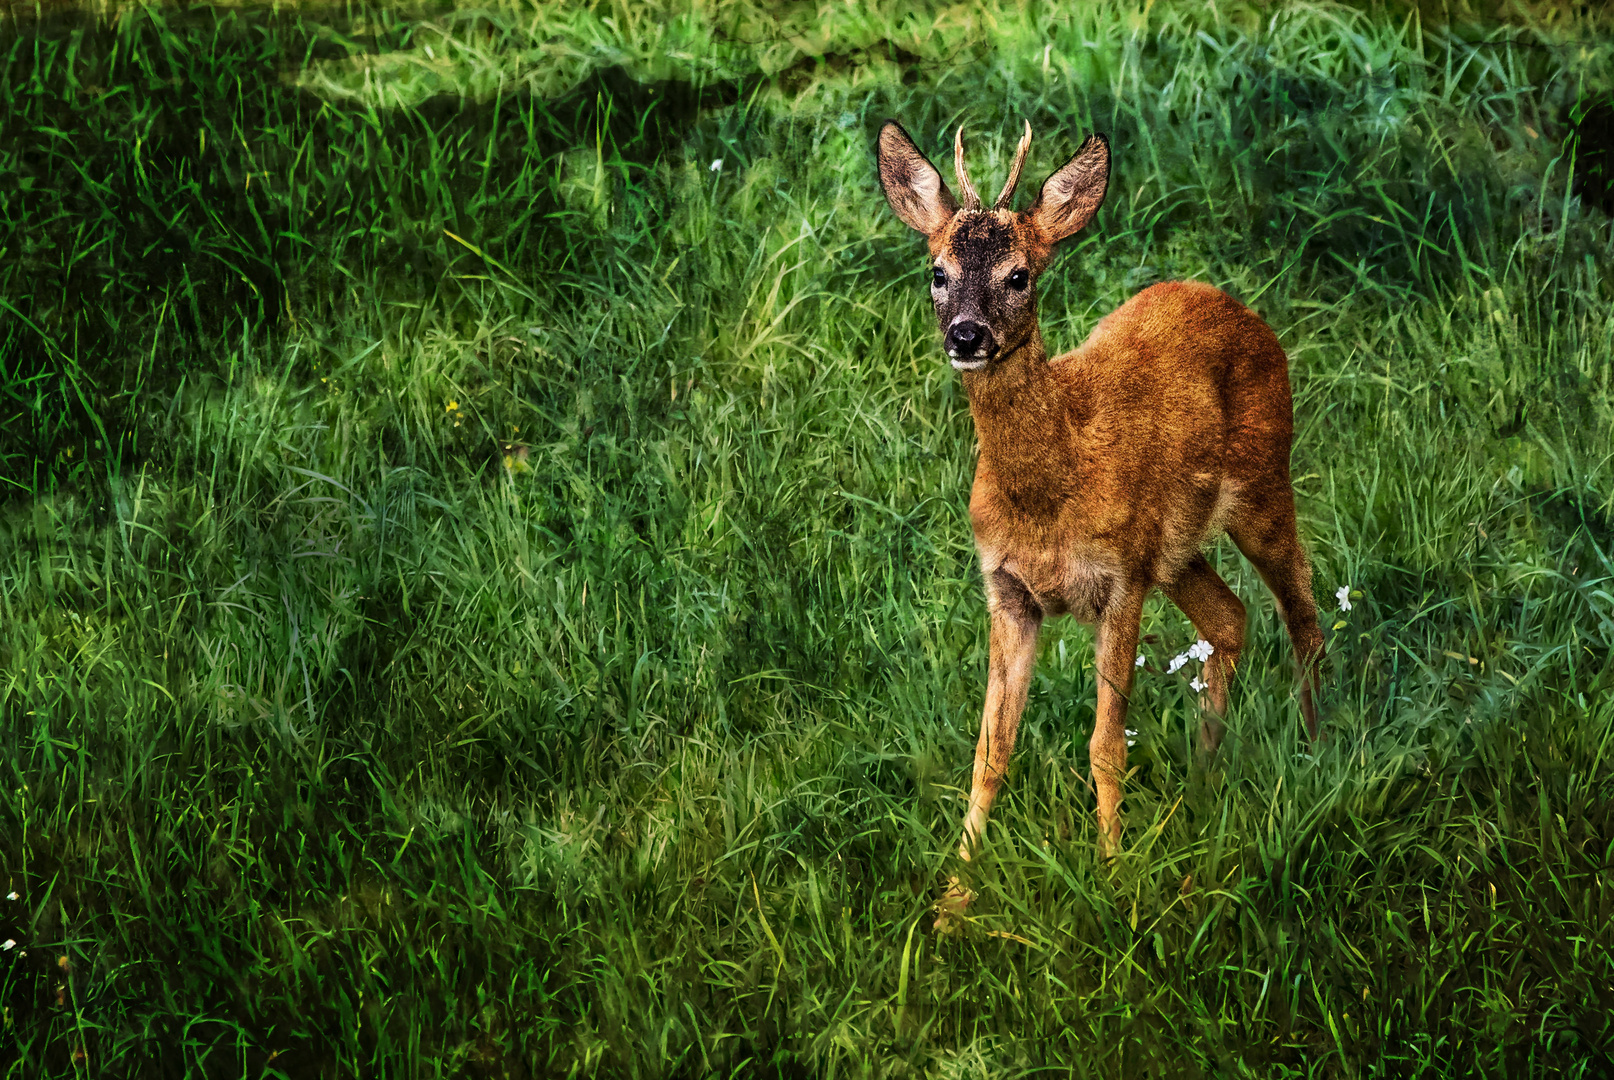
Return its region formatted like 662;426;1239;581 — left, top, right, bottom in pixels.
933;876;973;935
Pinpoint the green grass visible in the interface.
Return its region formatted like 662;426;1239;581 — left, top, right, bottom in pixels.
3;0;1614;1075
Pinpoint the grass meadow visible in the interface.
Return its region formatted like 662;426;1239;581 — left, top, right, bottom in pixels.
4;0;1614;1074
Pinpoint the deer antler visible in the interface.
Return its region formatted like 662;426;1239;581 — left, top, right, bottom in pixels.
994;120;1033;209
953;125;982;211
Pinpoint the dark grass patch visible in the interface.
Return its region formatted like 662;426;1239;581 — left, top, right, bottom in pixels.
3;0;1614;1075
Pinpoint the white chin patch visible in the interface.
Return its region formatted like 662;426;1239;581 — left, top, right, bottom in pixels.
950;357;988;372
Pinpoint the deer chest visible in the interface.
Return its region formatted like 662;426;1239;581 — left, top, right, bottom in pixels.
979;540;1119;624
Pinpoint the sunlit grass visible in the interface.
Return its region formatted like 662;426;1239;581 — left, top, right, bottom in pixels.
3;0;1614;1075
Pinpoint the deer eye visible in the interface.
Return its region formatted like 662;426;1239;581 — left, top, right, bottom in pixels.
932;267;947;288
1008;268;1029;291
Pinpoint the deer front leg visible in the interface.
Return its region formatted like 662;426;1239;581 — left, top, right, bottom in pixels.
938;571;1042;932
958;570;1044;859
1090;590;1144;855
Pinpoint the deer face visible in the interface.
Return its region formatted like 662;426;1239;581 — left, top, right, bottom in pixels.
877;121;1109;372
928;210;1041;369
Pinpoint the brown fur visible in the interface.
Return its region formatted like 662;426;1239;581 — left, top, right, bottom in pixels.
876;121;1324;886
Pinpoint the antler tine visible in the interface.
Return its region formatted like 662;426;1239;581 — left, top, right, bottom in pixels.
994;120;1033;209
953;125;981;211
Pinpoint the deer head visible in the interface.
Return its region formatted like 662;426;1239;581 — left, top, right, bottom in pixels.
876;120;1110;371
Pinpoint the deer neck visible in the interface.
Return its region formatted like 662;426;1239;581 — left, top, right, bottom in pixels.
961;327;1070;477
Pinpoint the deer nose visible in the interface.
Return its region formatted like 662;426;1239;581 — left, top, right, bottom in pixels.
947;321;985;354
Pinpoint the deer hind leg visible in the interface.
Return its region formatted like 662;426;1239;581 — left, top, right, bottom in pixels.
1090;589;1145;856
1229;495;1325;742
1160;553;1247;754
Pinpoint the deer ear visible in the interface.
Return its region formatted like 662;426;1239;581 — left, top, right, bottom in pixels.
877;121;959;236
1029;133;1109;243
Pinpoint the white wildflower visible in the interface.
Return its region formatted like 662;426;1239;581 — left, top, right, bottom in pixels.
4;891;15;901
1125;728;1138;747
1189;676;1207;693
1135;654;1146;668
710;158;724;173
1;940;13;951
1336;585;1352;612
1188;639;1214;662
1167;653;1189;674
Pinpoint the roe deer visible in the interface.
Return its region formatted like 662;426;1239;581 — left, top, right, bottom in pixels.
875;120;1324;897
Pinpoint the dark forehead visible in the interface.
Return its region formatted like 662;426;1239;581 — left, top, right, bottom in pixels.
940;211;1024;266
